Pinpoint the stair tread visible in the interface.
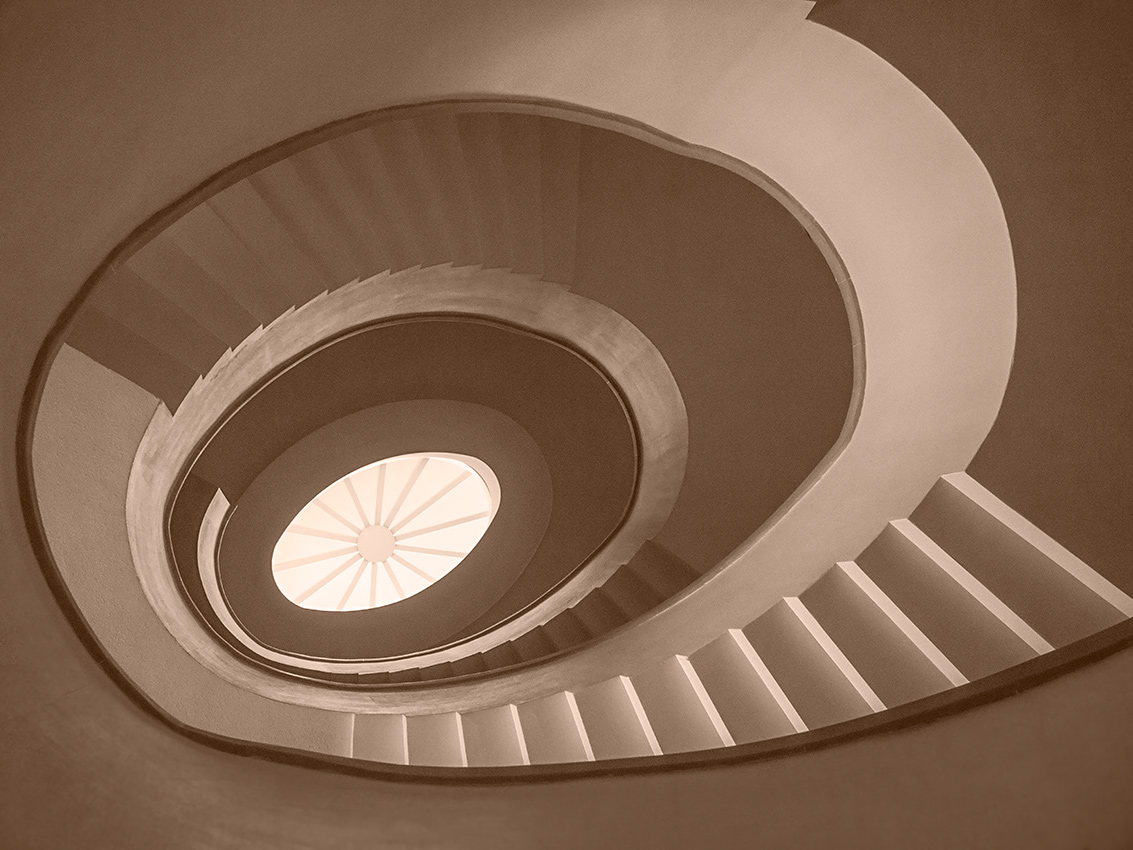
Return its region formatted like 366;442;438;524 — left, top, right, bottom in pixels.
207;181;329;306
496;112;545;273
540;116;582;284
912;475;1129;646
166;202;296;324
369;120;452;267
246;160;362;289
411;112;484;266
66;306;198;409
456;112;516;269
290;141;398;277
89;265;227;374
800;566;954;708
127;238;258;349
330;128;424;270
857;521;1038;681
742;599;875;729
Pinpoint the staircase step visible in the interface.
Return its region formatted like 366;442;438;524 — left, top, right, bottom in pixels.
245;160;361;289
66;307;198;409
126;238;258;349
481;640;523;671
207;181;329;305
800;563;960;708
632;656;733;754
387;667;422;684
165;202;298;325
352;713;408;764
406;712;467;767
540;116;582;285
449;653;489;677
570;589;627;638
516;691;593;764
330;127;423;270
510;627;557;662
290;140;397;276
742;598;879;729
911;473;1132;646
573;675;661;761
369;120;452;267
496;112;544;273
689;629;805;743
625;540;700;600
857;520;1044;680
456;112;515;269
90;265;227;375
462;704;530;767
541;609;592;651
410;113;483;266
599;567;663;621
417;661;454;682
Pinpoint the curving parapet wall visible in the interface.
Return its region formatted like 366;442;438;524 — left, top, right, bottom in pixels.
7;0;1133;844
32;340;1133;772
26;1;1018;715
32;345;354;755
141;265;688;677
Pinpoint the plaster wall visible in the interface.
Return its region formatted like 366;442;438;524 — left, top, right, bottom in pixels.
32;345;352;755
3;1;1123;846
813;0;1133;593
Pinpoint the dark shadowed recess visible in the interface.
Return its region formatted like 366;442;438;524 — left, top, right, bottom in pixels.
571;125;854;571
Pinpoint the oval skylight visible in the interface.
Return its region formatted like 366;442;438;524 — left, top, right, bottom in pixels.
271;453;499;611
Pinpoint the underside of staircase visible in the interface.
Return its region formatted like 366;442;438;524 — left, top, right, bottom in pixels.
6;1;1133;848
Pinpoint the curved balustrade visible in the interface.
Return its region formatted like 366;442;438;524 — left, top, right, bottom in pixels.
20;0;1048;780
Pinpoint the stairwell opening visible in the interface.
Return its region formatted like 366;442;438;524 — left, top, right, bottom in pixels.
272;452;500;611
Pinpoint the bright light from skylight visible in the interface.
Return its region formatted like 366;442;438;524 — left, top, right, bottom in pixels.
271;453;499;611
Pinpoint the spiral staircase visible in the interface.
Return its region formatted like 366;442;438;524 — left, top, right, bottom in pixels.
6;1;1133;848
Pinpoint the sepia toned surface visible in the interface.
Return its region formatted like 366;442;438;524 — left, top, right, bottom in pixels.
4;0;1133;847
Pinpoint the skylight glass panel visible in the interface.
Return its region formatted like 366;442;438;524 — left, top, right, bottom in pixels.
271;453;499;611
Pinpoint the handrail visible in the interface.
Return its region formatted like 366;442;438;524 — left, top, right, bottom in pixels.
28;14;1014;717
130;266;689;678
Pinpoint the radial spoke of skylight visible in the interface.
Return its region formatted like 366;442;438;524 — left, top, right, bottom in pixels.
394;511;491;542
286;525;357;543
294;554;362;605
271;453;499;611
383;457;429;528
273;545;359;573
313;497;362;534
337;560;370;611
382;560;406;600
390;552;435;583
343;476;370;528
389;470;470;534
394;544;467;557
373;464;386;534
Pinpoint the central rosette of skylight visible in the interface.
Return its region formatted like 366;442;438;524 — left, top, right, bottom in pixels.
271;453;500;611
